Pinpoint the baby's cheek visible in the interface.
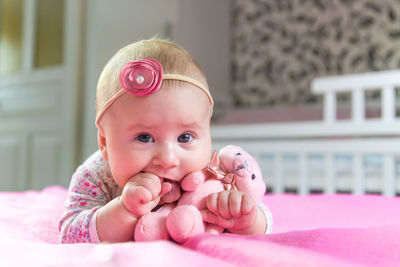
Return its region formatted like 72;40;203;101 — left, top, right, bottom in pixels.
109;170;129;189
109;160;136;188
199;149;212;168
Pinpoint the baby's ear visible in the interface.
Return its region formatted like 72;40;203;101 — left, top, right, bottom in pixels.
97;130;108;160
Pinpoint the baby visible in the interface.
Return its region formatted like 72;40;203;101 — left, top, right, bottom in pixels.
59;39;272;243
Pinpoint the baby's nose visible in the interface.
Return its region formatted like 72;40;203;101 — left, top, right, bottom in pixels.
153;143;179;168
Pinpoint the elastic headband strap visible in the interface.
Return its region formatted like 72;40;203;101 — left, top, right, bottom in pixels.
95;74;214;128
163;74;214;106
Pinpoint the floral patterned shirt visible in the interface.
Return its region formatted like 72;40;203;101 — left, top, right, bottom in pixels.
59;150;121;243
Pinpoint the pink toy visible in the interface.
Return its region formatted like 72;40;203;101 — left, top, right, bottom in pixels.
134;145;266;243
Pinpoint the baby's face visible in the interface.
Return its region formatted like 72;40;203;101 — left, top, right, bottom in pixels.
99;83;212;188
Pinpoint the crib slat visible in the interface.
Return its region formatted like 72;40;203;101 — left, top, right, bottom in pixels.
382;86;395;122
274;154;283;194
383;154;395;196
298;153;308;195
353;153;364;194
324;91;336;124
352;89;364;123
325;153;335;194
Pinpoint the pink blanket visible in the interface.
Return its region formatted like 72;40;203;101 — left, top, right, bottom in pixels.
1;186;399;266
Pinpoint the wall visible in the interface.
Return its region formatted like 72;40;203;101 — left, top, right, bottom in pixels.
231;0;400;108
175;0;232;120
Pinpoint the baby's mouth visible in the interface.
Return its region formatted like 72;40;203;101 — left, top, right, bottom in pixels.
159;176;182;183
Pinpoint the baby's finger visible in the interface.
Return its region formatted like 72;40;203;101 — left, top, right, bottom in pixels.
133;196;160;216
121;186;153;216
124;185;153;204
159;182;172;197
228;191;243;218
161;182;181;203
200;209;218;225
241;194;256;215
231;208;257;231
132;173;162;199
217;191;231;219
200;210;235;229
206;192;219;215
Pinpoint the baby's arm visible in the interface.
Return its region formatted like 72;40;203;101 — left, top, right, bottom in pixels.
200;190;268;235
59;154;170;243
96;173;170;242
59;165;112;243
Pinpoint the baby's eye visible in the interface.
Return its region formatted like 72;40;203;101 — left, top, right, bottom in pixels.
177;133;193;143
136;134;154;143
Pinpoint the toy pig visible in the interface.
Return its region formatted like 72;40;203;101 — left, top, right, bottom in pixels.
134;145;266;243
217;145;266;201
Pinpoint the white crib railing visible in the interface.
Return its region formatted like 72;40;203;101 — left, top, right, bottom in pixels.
312;69;400;124
211;69;400;196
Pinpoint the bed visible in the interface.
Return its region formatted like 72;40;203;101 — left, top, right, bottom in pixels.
1;186;400;266
1;70;400;266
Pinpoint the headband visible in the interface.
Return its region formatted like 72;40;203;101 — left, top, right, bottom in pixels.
95;58;214;128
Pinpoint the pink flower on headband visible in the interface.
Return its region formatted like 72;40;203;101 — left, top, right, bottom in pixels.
119;58;163;96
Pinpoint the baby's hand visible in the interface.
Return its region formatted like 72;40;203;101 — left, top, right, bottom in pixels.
120;173;171;217
200;190;257;232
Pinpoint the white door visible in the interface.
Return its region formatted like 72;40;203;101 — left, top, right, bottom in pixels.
0;0;81;191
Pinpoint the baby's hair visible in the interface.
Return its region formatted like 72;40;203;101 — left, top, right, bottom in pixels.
96;38;209;114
